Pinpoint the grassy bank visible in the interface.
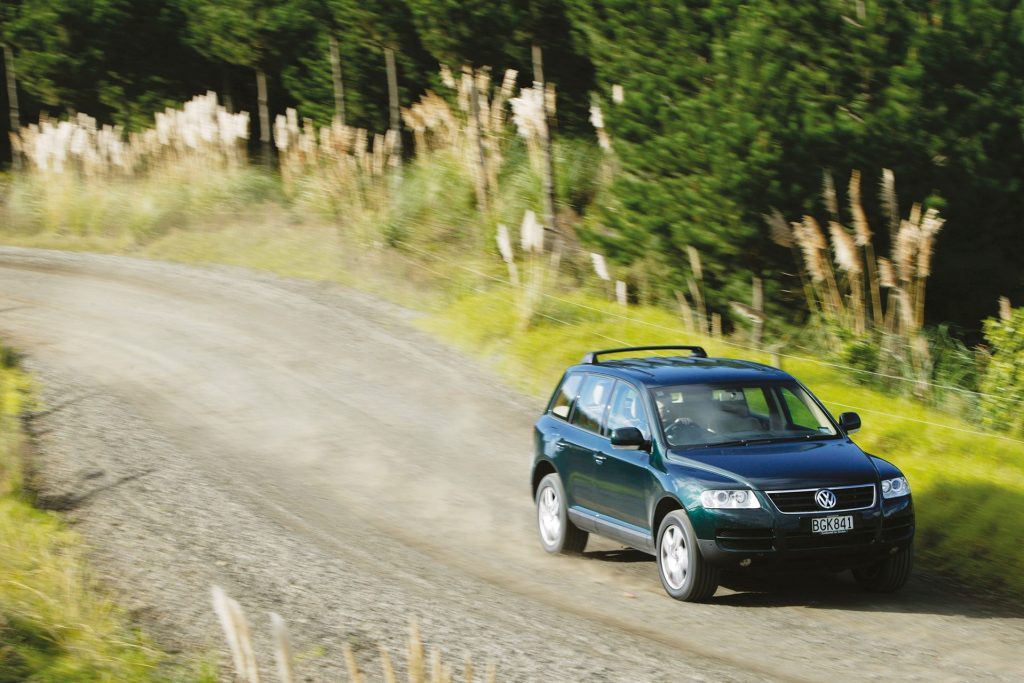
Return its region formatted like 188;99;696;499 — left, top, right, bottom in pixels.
424;290;1024;595
0;348;192;682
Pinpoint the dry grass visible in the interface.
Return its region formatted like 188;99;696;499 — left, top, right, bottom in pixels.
13;92;248;177
770;170;946;387
212;586;496;683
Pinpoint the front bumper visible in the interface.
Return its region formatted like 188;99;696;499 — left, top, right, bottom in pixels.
693;494;915;569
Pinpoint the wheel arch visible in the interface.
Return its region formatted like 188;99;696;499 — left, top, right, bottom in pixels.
651;494;685;536
531;458;558;498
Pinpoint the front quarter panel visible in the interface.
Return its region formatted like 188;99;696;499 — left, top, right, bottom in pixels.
652;454;770;540
868;454;904;480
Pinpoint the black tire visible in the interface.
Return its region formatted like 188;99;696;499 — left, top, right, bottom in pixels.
853;542;914;592
535;473;588;554
656;510;719;602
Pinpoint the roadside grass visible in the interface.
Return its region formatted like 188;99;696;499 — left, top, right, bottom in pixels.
0;350;196;682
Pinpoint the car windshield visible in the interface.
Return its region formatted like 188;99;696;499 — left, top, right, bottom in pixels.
651;381;839;449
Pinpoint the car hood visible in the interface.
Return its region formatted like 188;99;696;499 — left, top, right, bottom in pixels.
669;438;879;490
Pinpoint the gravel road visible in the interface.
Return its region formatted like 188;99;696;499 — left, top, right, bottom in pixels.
1;247;1021;682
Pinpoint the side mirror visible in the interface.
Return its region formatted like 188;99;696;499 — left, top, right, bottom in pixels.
610;426;647;450
839;412;861;434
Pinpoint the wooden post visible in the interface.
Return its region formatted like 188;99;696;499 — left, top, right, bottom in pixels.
256;67;271;167
384;46;402;163
751;276;764;346
329;35;345;125
3;44;21;170
688;277;708;336
465;66;489;214
532;44;560;267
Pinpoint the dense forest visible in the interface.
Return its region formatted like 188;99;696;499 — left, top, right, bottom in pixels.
2;0;1022;331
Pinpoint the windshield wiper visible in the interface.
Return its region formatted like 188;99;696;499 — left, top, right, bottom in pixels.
689;433;838;449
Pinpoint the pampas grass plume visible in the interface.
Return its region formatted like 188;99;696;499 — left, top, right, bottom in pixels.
999;296;1012;322
829;221;861;274
764;208;793;248
269;612;294;683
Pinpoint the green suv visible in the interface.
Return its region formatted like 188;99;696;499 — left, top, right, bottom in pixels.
530;346;915;601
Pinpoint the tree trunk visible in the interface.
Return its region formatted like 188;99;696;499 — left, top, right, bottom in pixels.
329;35;345;125
3;43;21;170
384;46;402;164
256;67;271;167
220;65;234;113
532;44;560;267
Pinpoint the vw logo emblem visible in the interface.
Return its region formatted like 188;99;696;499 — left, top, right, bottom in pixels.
815;489;837;509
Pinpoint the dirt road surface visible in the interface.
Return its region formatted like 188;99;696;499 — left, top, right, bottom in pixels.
1;247;1021;681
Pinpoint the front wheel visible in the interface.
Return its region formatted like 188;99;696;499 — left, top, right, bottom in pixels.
853;542;914;592
535;473;588;554
657;510;719;601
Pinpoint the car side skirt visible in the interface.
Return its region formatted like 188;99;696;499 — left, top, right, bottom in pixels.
568;506;657;555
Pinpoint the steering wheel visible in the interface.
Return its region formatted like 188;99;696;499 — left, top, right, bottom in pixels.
664;417;705;444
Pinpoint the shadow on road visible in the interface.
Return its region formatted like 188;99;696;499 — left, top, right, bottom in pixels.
579;546;1022;619
582;548;653;564
718;570;1024;618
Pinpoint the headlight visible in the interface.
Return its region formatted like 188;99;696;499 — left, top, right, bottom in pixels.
700;489;761;509
880;476;910;499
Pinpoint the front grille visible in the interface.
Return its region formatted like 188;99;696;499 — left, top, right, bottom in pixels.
767;484;876;513
716;527;774;552
784;525;877;550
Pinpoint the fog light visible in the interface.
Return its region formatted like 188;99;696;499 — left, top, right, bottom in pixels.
739;558;752;567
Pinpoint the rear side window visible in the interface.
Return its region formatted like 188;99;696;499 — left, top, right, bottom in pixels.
571;375;615;433
550;373;583;420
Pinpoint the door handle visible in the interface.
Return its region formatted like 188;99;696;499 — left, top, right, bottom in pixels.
593;453;607;465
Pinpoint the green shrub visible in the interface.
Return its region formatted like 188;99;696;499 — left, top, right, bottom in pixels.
979;307;1024;435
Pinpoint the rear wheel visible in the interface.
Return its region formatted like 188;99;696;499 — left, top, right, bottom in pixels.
657;510;719;602
535;473;588;554
853;542;914;592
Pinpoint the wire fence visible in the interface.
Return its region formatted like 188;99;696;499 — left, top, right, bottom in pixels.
383;238;1024;447
392;238;1015;402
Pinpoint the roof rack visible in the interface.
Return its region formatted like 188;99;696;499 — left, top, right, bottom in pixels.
580;345;708;364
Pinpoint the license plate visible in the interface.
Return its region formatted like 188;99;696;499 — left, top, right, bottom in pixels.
811;515;854;534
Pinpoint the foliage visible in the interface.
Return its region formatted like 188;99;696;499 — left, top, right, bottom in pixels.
979;306;1024;435
566;0;1024;330
404;0;594;131
1;0;1023;329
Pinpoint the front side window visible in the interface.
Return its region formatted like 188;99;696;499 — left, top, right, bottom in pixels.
652;381;838;448
571;375;615;433
606;381;651;440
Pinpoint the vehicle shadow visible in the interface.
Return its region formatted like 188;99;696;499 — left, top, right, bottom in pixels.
581;548;652;564
714;568;1024;619
578;541;1022;619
